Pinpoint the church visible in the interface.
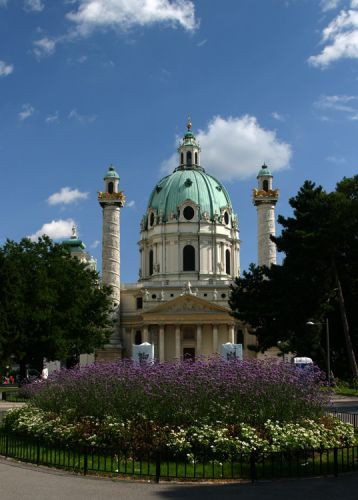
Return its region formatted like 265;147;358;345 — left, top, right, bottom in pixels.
80;118;279;363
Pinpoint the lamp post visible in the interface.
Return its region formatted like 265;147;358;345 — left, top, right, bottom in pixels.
307;318;331;386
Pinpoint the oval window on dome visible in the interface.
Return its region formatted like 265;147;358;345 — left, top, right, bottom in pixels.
150;212;155;226
224;212;229;225
183;206;194;221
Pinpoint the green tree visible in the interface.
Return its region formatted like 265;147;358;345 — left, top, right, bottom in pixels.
230;176;358;379
0;236;113;378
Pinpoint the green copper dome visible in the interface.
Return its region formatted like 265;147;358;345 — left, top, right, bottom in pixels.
104;165;119;180
62;226;86;253
147;168;232;222
62;238;86;253
257;164;272;177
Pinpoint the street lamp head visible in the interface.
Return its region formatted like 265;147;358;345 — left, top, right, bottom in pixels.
306;321;315;326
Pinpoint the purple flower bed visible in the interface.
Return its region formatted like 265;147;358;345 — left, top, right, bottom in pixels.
24;359;328;427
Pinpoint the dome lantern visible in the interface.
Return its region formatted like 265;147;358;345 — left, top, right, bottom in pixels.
177;115;201;170
103;164;120;195
256;163;273;191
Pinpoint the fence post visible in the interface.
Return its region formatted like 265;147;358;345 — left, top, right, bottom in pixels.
334;448;338;477
83;447;88;476
36;439;40;465
155;453;161;483
5;434;8;458
250;452;257;483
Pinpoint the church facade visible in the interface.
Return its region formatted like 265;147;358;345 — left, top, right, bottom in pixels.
96;118;279;362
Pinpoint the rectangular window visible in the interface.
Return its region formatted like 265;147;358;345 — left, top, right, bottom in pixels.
136;297;143;309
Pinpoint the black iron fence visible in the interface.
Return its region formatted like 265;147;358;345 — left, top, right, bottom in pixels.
0;430;357;482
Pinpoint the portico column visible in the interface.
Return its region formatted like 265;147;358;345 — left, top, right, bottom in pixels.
159;325;165;362
142;325;149;343
130;328;135;355
228;324;235;344
196;325;202;357
175;325;181;360
212;324;218;354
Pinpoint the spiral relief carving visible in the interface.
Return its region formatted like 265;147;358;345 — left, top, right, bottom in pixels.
102;205;120;304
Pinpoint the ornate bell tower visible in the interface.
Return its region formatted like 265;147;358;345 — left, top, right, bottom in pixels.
252;164;279;267
97;165;125;361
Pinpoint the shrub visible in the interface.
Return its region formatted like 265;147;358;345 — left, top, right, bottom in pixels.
4;407;353;459
23;359;328;427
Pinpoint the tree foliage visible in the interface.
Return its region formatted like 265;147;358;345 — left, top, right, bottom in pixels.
0;236;113;376
230;175;358;379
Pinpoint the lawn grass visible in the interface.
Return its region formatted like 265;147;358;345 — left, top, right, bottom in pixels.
335;386;358;397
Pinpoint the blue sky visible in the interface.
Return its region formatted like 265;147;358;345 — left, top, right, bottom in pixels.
1;0;358;282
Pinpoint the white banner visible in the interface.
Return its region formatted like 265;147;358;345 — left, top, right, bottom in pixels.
220;343;243;361
132;342;154;364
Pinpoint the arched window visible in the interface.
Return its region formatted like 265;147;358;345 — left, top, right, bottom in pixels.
181;153;184;164
195;152;198;164
135;331;142;345
187;151;192;165
225;249;231;275
263;180;269;192
108;182;114;194
149;249;153;276
183;245;195;271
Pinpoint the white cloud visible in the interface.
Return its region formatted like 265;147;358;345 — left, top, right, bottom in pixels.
47;187;89;205
66;0;197;37
0;60;13;77
197;39;207;47
320;0;342;11
0;0;9;6
45;112;59;123
314;94;358;117
24;0;44;11
33;37;57;59
18;103;35;121
161;115;292;181
127;200;135;207
271;111;285;122
29;219;75;240
326;155;346;163
68;108;96;123
90;239;100;249
309;3;358;68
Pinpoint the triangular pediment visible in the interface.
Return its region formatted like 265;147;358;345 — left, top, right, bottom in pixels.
143;293;230;317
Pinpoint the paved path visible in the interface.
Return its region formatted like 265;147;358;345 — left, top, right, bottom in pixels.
0;401;25;410
0;401;25;424
330;394;358;413
0;458;358;500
